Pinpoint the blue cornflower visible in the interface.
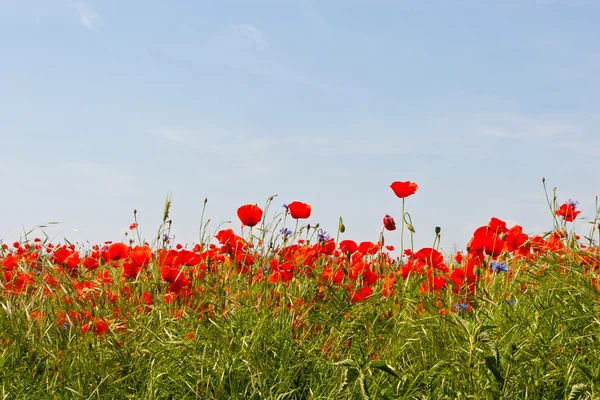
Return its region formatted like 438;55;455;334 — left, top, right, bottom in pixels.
162;232;175;244
491;261;508;273
454;302;469;311
282;204;289;211
262;265;269;272
317;229;331;242
504;300;517;306
279;228;292;236
566;199;579;207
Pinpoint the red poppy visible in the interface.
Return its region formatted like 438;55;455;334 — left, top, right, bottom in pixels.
357;241;379;256
390;181;418;198
339;240;358;254
82;257;99;271
287;201;312;219
555;201;581;222
130;245;153;267
349;286;372;303
237;204;263;227
383;214;396;231
107;243;130;261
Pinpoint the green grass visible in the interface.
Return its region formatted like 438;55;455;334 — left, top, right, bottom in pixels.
1;250;600;399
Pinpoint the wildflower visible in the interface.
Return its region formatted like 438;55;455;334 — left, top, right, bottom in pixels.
162;232;175;244
107;243;129;261
390;181;418;198
349;286;372;303
339;240;358;254
454;251;463;264
129;223;137;230
453;302;470;311
383;214;396;231
317;229;331;242
555;200;581;222
279;228;292;236
287;201;312;219
491;261;508;273
237;204;263;227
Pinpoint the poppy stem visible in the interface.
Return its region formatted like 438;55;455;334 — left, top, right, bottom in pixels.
400;198;405;262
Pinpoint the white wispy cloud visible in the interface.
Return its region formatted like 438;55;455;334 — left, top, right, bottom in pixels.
232;24;262;44
67;161;134;194
476;113;579;139
151;127;295;156
151;127;462;158
76;3;99;29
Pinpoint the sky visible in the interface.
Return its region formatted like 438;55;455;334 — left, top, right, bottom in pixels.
1;0;599;254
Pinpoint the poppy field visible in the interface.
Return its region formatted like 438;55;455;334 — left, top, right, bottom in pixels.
1;180;600;399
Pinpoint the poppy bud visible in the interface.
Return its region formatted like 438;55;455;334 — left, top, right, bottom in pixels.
383;215;396;231
407;224;415;233
339;217;346;233
435;226;441;235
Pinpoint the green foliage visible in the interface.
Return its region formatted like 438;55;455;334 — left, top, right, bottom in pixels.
1;252;600;399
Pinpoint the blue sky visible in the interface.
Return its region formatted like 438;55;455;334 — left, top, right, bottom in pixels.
1;0;599;253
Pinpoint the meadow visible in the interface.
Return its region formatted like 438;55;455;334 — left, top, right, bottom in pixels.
1;180;599;399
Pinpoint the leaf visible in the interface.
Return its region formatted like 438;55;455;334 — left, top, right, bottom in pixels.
340;367;360;392
484;355;505;391
567;383;587;400
358;374;370;400
334;358;356;367
370;360;400;378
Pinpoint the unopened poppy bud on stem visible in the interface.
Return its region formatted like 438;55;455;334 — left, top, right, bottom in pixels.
407;224;415;233
435;226;441;235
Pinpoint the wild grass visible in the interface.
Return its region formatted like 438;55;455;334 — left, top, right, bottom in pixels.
1;248;599;399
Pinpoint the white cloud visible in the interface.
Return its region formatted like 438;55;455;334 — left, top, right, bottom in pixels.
66;161;134;194
232;24;262;44
76;3;99;29
476;113;579;139
150;127;295;156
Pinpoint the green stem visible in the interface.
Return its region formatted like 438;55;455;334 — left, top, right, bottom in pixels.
400;198;405;262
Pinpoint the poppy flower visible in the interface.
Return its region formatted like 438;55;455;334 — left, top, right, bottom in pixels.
383;214;396;231
287;201;312;219
349;286;372;303
555;200;581;222
339;240;358;254
107;243;130;261
237;204;263;227
390;181;418;198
